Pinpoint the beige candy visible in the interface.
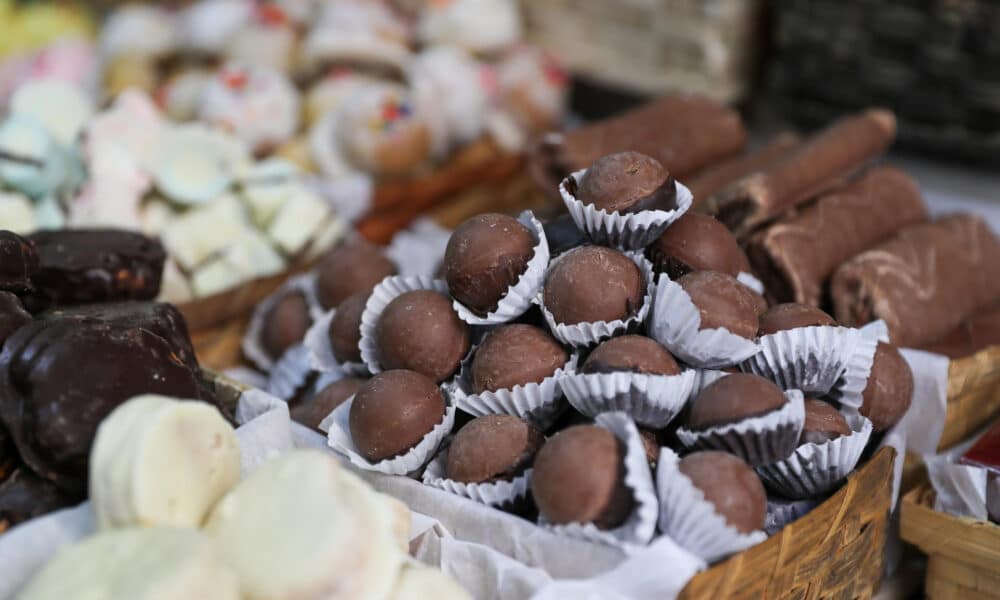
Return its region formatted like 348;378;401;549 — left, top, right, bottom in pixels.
160;194;249;270
90;395;240;530
267;185;334;255
17;528;240;600
389;565;471;600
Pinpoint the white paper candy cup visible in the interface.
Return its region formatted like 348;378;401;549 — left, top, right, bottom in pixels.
242;273;325;372
540;252;654;348
385;217;450;277
656;447;767;563
421;443;532;507
303;308;369;375
827;320;888;410
358;275;451;376
764;497;821;536
325;393;455;476
676;390;806;466
647;273;760;368
737;271;764;295
265;344;312;401
560;169;692;250
740;325;863;395
561;369;697;429
542;412;659;550
452;211;550;325
756;415;873;499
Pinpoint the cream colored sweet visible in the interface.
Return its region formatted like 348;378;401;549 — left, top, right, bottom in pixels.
417;0;521;55
8;79;94;146
158;69;212;122
150;123;250;205
267;184;333;255
304;71;384;127
495;46;568;135
86;90;169;171
160;194;250;270
190;230;286;297
179;0;253;57
0;191;35;233
69;138;149;229
301;0;412;75
389;565;472;600
100;5;179;61
409;46;488;157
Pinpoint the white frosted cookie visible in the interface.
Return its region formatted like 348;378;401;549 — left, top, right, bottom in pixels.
389;565;472;600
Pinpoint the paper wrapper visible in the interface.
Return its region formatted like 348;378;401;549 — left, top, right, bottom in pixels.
303;308;369;375
453;211;550;326
657;447;768;563
265;344;313;400
756;415;873;499
740;325;865;395
561;369;697;429
676;390;806;466
827;320;889;410
926;455;990;521
764;497;821;536
737;271;764;295
242;273;325;372
422;443;532;508
560;170;693;250
359;275;451;375
648;273;760;368
325;394;456;476
540;252;654;348
385;217;451;277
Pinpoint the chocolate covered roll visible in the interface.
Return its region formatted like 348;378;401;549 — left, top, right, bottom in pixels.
708;109;897;237
831;215;1000;347
688;132;801;208
920;303;1000;359
747;166;928;305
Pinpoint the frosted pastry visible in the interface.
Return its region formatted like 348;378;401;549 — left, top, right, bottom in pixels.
409;47;489;157
8;79;94;145
493;45;568;138
417;0;522;55
178;0;253;58
301;0;412;75
157;69;212;122
100;5;179;61
225;7;298;74
389;565;472;600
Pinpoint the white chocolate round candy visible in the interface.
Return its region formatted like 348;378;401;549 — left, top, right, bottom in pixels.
389;565;471;600
9;79;94;146
17;527;240;600
90;395;241;530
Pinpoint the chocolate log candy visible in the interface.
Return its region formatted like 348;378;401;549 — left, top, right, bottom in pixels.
677;271;761;339
920;303;1000;359
709;109;897;238
444;214;536;316
678;451;766;534
582;335;680;376
349;369;446;462
375;290;470;382
800;399;851;445
28;229;166;304
646;212;750;279
315;238;397;310
746;166;928;305
542;214;586;257
328;292;367;363
0;467;80;532
688;132;801;206
0;230;38;293
688;373;787;431
758;303;836;336
261;292;313;360
446;414;544;483
530;425;634;529
543;246;644;325
291;377;366;431
831;214;1000;347
860;343;913;432
471;324;567;393
0;291;31;344
573;152;676;213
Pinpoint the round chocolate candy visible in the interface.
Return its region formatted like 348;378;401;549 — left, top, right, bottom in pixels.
471;324;567;393
758;303;837;336
799;399;850;445
315;238;396;310
582;335;679;376
646;212;750;279
860;342;913;431
543;246;644;326
375;290;470;382
291;377;366;431
530;425;634;529
678;451;766;534
261;292;313;360
444;213;536;316
446;414;544;483
687;373;787;431
0;292;31;345
677;271;761;339
349;370;445;462
328;292;368;364
575;151;676;214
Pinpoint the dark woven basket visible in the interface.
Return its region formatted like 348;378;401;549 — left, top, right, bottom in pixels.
769;0;1000;164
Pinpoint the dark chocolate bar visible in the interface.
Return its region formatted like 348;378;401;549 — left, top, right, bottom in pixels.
0;231;38;294
0;467;81;533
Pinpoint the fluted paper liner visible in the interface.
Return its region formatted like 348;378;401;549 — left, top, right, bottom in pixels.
657;447;768;563
324;393;456;476
756;415;873;499
827;320;888;410
764;497;821;535
422;442;532;507
358;275;452;375
740;325;864;395
453;211;551;325
265;344;312;401
303;308;369;375
676;390;806;466
541;412;659;550
540;252;654;348
648;273;761;368
561;369;697;428
242;272;325;372
560;169;693;250
737;271;764;295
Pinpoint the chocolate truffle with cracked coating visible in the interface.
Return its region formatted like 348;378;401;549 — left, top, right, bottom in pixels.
687;373;787;431
678;451;766;534
471;324;567;393
261;292;312;360
678;271;761;339
291;377;366;431
800;399;851;445
543;246;644;325
647;212;749;279
582;335;680;376
328;292;367;363
860;342;913;431
446;414;544;483
349;370;445;462
375;290;470;382
574;151;676;214
759;303;837;336
315;238;396;309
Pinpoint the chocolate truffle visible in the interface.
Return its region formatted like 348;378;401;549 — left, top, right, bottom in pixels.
375;290;470;382
638;428;660;467
647;212;750;279
0;292;30;344
328;292;367;363
444;214;536;316
471;324;568;393
315;238;396;310
542;214;586;257
678;451;766;534
677;271;761;339
531;425;634;529
688;373;787;431
261;292;313;360
573;151;676;214
582;335;680;376
800;399;851;445
758;303;837;336
349;370;446;462
291;377;366;431
0;230;38;294
860;343;913;431
543;246;644;325
446;415;544;483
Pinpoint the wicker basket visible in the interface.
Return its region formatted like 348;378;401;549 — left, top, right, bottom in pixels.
940;345;1000;451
